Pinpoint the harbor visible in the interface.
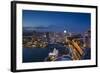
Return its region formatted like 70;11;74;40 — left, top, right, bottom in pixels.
23;29;91;62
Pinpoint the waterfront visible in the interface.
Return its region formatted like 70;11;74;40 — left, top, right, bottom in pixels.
23;44;91;62
23;44;69;62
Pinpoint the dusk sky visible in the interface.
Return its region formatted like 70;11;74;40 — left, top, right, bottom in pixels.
22;10;91;33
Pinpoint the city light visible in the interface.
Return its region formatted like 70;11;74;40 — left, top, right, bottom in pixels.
64;30;67;33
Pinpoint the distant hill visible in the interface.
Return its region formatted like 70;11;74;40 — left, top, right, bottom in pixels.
23;24;68;32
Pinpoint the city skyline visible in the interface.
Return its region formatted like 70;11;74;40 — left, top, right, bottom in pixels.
23;10;91;33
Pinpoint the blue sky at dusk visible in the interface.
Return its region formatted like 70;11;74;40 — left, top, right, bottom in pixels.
23;10;91;33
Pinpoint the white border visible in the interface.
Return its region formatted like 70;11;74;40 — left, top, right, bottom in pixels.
16;3;96;70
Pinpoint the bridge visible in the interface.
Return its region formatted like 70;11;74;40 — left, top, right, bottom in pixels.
67;39;84;60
